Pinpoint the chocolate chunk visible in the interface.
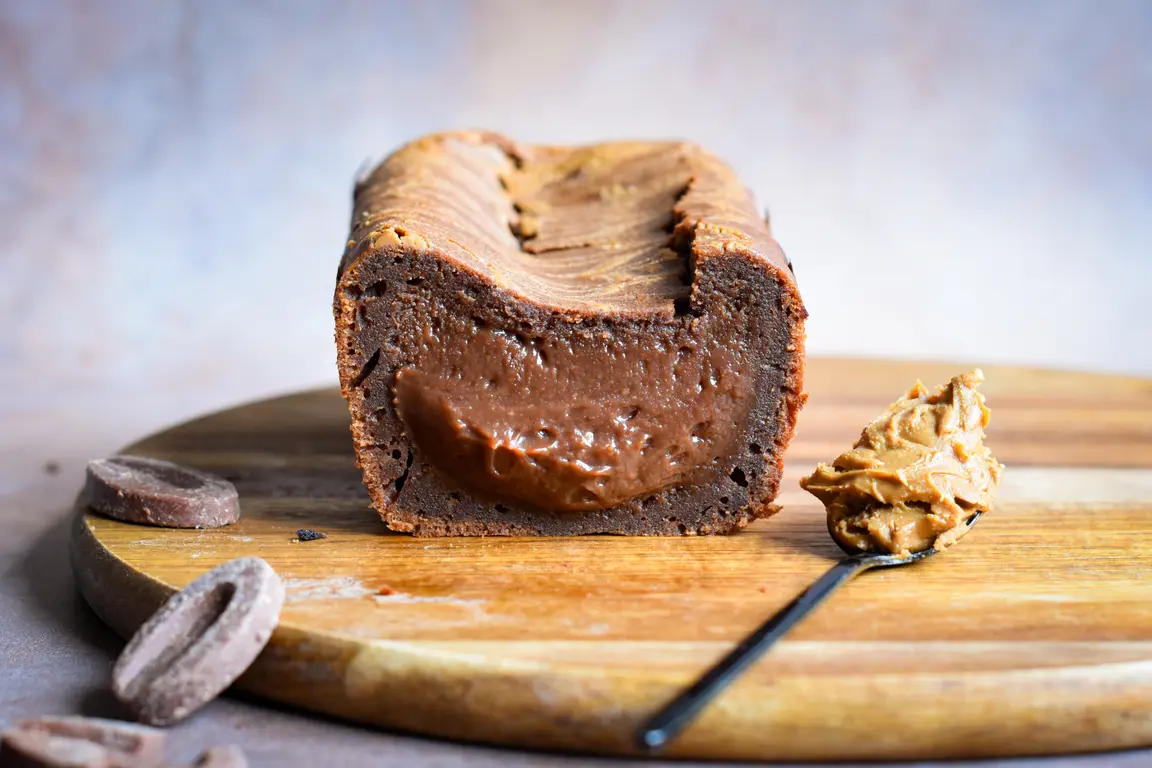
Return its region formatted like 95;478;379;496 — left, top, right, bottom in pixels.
5;717;164;768
335;132;807;535
192;745;247;767
112;557;285;726
293;528;326;542
83;456;240;529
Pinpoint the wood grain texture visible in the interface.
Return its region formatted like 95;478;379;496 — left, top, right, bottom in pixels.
70;359;1152;761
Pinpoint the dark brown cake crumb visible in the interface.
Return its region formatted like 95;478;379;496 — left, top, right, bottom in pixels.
294;529;327;542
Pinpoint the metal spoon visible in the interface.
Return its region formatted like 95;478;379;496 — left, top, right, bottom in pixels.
636;512;982;753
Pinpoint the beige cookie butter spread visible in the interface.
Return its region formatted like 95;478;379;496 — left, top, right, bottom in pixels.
801;370;1003;557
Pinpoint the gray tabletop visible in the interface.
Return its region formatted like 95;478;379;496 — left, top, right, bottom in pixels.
3;1;1151;764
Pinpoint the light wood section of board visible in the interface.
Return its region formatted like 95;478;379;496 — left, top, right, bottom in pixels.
71;359;1152;761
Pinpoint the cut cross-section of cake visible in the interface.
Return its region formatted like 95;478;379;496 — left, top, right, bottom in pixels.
334;131;807;535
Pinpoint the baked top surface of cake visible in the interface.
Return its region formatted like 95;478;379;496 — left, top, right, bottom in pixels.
341;132;792;317
335;131;806;535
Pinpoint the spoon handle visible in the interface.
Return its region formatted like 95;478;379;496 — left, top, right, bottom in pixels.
636;554;878;753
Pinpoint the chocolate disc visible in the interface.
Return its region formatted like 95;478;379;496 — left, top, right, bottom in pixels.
112;557;285;726
83;455;240;529
5;717;165;768
0;730;110;768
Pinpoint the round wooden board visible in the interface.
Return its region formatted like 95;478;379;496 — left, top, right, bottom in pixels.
71;359;1152;761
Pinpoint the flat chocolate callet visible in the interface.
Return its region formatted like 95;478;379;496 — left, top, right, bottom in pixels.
84;456;240;529
192;745;248;767
0;730;109;768
8;717;165;768
294;528;327;542
112;557;285;726
335;131;806;536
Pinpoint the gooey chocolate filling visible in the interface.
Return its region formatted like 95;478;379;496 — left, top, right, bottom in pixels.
393;316;752;512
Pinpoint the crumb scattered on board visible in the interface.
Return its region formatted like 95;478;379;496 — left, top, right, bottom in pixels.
293;529;327;542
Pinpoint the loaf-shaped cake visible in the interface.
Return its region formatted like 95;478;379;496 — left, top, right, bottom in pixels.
334;132;806;535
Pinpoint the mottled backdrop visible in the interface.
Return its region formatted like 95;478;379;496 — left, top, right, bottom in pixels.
2;0;1150;476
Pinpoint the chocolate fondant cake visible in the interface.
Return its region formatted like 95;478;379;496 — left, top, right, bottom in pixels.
334;132;806;535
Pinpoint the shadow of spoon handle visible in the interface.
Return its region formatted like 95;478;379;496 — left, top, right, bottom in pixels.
636;555;877;753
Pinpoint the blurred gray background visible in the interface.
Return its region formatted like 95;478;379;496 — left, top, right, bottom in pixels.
2;0;1150;475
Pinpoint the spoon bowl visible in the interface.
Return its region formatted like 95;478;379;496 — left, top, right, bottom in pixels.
829;509;982;557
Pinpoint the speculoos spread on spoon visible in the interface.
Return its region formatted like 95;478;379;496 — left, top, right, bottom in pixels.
801;369;1004;557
